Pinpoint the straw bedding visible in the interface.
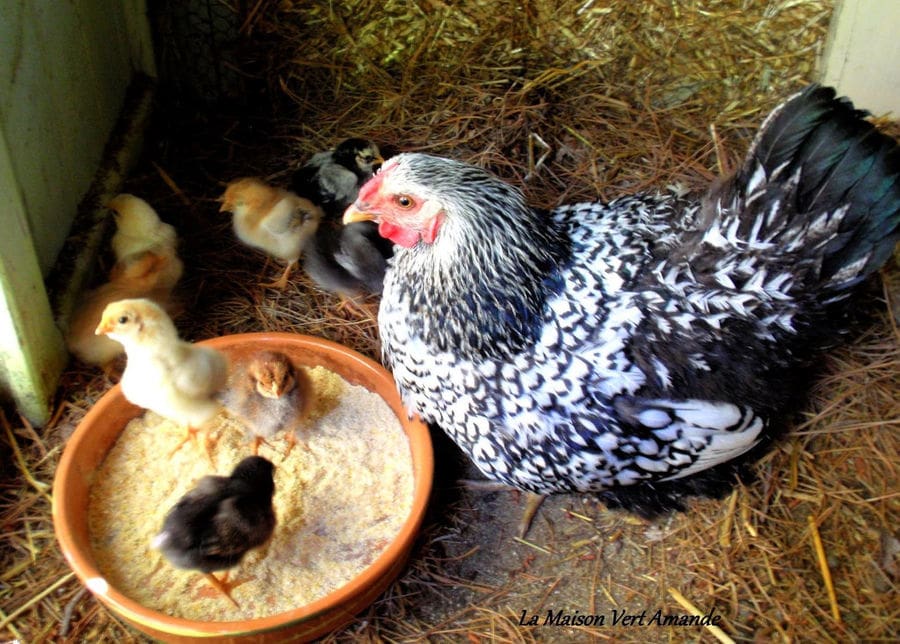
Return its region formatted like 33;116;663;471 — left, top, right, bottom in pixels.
2;0;898;641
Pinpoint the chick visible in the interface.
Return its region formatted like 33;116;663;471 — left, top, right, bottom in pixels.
221;351;314;456
290;138;384;218
301;217;394;309
219;178;323;289
66;251;178;372
95;298;228;460
107;194;179;261
152;456;276;607
107;194;183;293
289;139;392;310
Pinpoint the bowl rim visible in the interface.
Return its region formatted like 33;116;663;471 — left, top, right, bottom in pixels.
52;331;433;637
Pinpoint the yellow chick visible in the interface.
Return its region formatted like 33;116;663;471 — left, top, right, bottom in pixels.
107;193;183;291
221;351;314;456
95;298;228;460
67;251;178;371
219;178;323;289
107;194;178;257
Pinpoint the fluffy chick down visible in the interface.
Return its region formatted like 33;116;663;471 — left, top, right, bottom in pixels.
220;351;315;455
95;298;228;431
219;178;323;289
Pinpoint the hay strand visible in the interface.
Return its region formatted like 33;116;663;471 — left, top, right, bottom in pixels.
0;572;75;631
667;587;735;644
807;514;843;625
1;412;51;502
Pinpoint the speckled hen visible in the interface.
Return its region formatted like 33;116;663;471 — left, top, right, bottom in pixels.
343;85;900;529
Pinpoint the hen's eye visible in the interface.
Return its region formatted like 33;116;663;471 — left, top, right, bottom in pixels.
117;315;129;324
396;195;414;209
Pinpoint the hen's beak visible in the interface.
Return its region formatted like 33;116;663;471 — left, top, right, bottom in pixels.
95;317;113;336
343;204;376;225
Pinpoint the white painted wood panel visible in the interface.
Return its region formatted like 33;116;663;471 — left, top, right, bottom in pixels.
821;0;900;115
0;1;154;425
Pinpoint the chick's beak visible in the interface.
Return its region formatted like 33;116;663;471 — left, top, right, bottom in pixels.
343;203;377;225
218;198;231;213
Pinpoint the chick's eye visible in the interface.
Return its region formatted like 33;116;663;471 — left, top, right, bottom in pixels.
117;315;129;324
395;195;414;209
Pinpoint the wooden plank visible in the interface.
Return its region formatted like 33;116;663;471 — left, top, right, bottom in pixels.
0;124;66;426
821;0;900;115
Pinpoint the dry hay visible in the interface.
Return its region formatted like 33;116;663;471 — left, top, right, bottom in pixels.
3;0;899;641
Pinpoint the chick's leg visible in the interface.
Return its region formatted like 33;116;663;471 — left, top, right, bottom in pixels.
203;572;240;608
261;260;296;290
168;426;197;457
249;435;274;456
282;432;299;457
169;426;216;465
335;295;381;323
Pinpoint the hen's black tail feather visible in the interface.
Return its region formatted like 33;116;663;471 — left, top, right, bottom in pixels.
731;84;900;295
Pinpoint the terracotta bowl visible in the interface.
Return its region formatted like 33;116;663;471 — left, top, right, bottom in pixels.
53;332;433;643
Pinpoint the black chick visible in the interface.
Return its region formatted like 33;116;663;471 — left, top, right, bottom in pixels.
291;138;384;218
152;456;276;607
302;217;396;301
291;138;394;306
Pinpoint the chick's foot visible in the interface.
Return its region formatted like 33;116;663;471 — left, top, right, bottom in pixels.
169;426;216;465
260;261;296;290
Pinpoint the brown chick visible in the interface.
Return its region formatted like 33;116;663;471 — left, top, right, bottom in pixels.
219;178;323;289
152;456;276;607
95;298;229;462
221;351;314;456
66;251;177;373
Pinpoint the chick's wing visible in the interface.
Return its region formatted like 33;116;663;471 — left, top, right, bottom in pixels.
317;164;358;205
260;198;306;236
204;495;273;557
171;345;228;398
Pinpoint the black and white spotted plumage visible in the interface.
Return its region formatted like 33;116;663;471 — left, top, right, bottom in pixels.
348;85;900;514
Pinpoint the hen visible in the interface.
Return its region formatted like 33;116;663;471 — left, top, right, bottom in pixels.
290;138;394;306
95;298;229;460
344;85;900;532
221;351;314;456
219;178;323;289
153;455;276;607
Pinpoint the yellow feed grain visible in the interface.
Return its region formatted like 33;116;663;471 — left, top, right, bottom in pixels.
88;366;414;621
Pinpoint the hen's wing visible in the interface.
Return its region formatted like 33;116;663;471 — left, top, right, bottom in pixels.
611;397;764;481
